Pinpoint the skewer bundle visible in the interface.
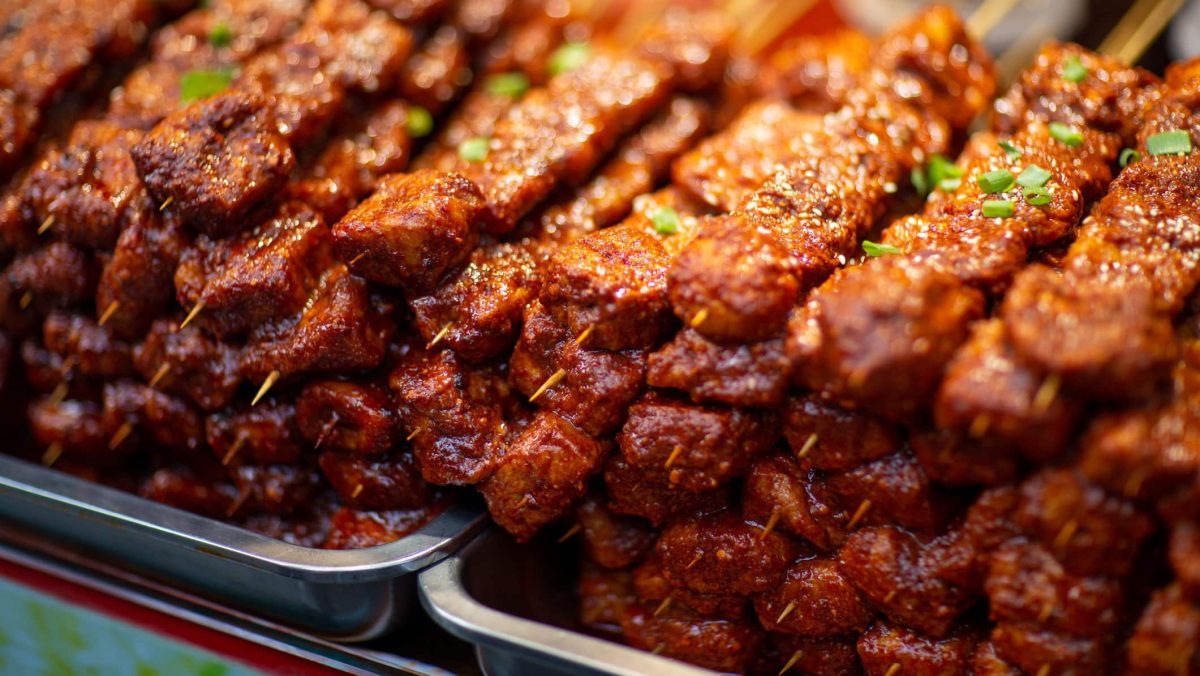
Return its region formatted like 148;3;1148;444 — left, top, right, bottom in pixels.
1;0;1198;672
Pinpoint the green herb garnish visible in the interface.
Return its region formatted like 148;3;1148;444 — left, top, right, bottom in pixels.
179;68;234;103
1049;122;1083;147
406;106;433;138
486;72;530;98
458;137;489;162
1119;148;1141;167
982;199;1015;218
549;42;590;77
652;208;680;236
999;140;1022;160
977;169;1015;194
863;240;901;257
911;165;930;196
208;21;233;47
1016;164;1052;189
1023;186;1052;206
1062;55;1088;83
1147;130;1192;156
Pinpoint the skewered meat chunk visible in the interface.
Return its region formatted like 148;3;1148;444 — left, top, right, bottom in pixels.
292;0;413;95
619;603;763;674
993;42;1163;145
857;621;980;676
42;313;134;380
743;453;833;550
97;214;191;341
230;463;322;516
509;302;647;437
539;221;675;352
755;29;870;112
647;329;790;408
575;495;655;570
133;320;242;412
296;380;400;457
238;47;348;149
934;319;1081;462
988;623;1106;675
21;342;85;396
970;641;1020;676
131;90;296;236
28;397;119;462
985;541;1125;638
479;412;607;541
407;241;539;362
1126;584;1200;676
103;381;206;454
175;203;333;339
754;556;874;637
390;347;514;485
617;394;777;492
318;450;432;510
240;266;394;381
630;552;746;620
821;451;953;537
769;634;863;676
908;428;1023;487
5;242;98;312
366;0;450;24
206;400;305;466
791;255;986;421
579;563;633;631
140;465;237;518
782;396;899;472
634;10;732;95
1012;468;1154;578
22;121;154;250
1172;523;1200;602
657;510;798;596
334;170;487;293
603;453;730;528
399;25;470;112
323;504;441;549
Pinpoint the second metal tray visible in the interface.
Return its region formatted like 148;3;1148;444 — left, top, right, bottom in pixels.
0;453;486;641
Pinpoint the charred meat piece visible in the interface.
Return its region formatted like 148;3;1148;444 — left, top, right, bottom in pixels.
28;397;120;462
296;380;400;457
619;603;762;673
630;552;746;620
102;381;206;455
5;242;98;312
334;170;486;293
132;90;295;236
579;562;634;631
988;622;1106;675
230;463;322;516
647;329;790;408
206;400;305;466
575;495;655;570
398;24;469;112
603;453;730;528
319;450;432;510
782;395;899;471
753;556;874;637
769;634;863;676
139;465;238;518
657;510;797;596
857;621;981;676
42;313;134;380
96;214;191;341
743;453;833;551
617;393;777;492
754;29;871;111
480;412;607;541
908;428;1023;487
820;451;954;538
175;203;334;339
133;320;242;412
323;504;441;549
1126;584;1200;676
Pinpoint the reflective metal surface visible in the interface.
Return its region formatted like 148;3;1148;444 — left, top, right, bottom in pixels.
0;454;485;640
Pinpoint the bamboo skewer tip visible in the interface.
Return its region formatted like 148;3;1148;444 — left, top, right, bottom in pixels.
251;371;280;406
178;301;205;331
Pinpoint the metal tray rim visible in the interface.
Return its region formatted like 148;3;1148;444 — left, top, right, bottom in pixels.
0;453;486;582
417;528;714;676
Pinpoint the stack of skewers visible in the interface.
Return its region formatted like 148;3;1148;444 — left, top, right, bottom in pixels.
1;0;1198;672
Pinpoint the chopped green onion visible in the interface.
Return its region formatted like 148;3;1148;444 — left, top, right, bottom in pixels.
406;106;433;138
999;140;1022;160
977;169;1015;194
982;199;1015;218
1062;55;1088;83
862;240;901;257
927;154;962;186
940;177;962;191
1023;187;1052;206
1016;164;1052;189
549;42;590;76
1049;122;1083;147
911;165;930;196
179;68;234;103
208;21;233;47
1119;148;1141;167
652;207;680;235
486;72;530;98
1147;130;1192;156
458;137;489;162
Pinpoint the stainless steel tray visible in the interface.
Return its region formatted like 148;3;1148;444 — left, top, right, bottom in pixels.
418;527;713;676
0;453;486;641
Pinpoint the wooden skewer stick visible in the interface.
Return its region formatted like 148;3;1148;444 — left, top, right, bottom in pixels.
966;0;1024;38
1111;0;1186;64
557;523;582;543
428;323;452;348
222;436;246;466
148;363;171;389
884;663;902;676
688;308;709;329
653;596;673;617
59;355;78;376
685;552;703;570
740;0;818;56
529;368;566;402
97;300;120;327
663;444;684;469
883;589;897;603
159;196;174;211
251;370;280;406
41;443;63;467
846;499;872;530
406;426;423;441
18;291;33;309
650;643;666;656
775;600;797;624
796;433;817;459
108;421;134;450
1053;518;1078;549
47;382;69;405
1034;664;1051;676
314;415;340;450
1099;0;1166;59
777;650;803;676
225;486;251;518
1031;374;1060;415
574;324;595;346
348;252;367;266
613;0;670;46
350;483;365;499
758;509;780;541
515;495;533;510
1124;467;1150;498
178;301;205;331
37;215;55;235
1038;598;1056;622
